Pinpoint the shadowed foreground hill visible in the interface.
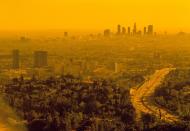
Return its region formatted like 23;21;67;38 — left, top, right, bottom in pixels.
0;96;27;131
2;76;136;131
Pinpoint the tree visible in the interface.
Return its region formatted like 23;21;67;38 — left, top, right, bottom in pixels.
141;113;155;130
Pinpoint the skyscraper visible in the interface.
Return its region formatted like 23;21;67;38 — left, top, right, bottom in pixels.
12;49;20;69
122;27;126;35
133;23;137;35
128;27;131;35
104;29;111;37
117;25;121;35
144;27;147;35
64;32;68;37
34;51;48;68
147;25;153;35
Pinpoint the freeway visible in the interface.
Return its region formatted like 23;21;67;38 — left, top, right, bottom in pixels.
130;68;180;123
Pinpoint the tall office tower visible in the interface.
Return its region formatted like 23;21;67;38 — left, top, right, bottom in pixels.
104;29;111;37
34;51;48;68
147;25;154;35
117;24;121;35
12;49;20;69
128;27;131;35
133;23;137;35
144;27;147;35
122;27;126;35
64;32;68;37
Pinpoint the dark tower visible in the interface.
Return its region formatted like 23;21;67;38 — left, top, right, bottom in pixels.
104;29;111;37
133;23;137;35
147;25;153;35
128;27;131;35
122;27;126;35
117;25;121;35
144;27;147;35
34;51;48;68
64;32;68;37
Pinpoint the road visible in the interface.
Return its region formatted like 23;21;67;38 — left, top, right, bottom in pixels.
130;68;180;123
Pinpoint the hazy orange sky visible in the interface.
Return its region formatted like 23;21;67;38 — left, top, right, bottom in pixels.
0;0;190;33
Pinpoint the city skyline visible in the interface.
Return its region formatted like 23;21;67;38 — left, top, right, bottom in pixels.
0;23;183;38
0;0;189;33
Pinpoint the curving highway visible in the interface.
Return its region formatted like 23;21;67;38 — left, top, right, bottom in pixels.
130;68;180;123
